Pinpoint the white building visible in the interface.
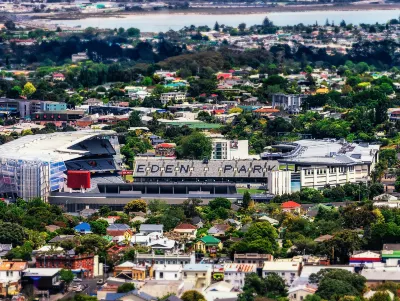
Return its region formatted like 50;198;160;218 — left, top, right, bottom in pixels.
223;263;257;289
182;264;212;289
71;52;89;63
211;139;249;160
264;139;380;194
272;93;308;113
153;264;182;281
160;92;186;105
288;285;317;301
0;261;28;296
262;261;301;286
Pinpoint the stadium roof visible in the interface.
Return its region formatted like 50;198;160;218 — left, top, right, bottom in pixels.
277;139;380;166
0;130;116;162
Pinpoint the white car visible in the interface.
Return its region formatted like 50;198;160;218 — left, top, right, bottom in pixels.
73;278;83;282
75;286;83;293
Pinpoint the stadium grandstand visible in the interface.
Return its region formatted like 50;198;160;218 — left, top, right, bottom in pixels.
0;130;122;201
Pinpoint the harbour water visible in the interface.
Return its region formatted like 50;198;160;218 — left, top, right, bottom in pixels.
49;9;400;32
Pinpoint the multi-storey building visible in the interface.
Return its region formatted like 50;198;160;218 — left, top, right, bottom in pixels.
211;139;249;160
272;93;308;113
160;92;186;105
35;253;98;278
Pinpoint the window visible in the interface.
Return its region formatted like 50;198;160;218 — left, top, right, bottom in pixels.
294;294;297;299
184;272;187;277
281;272;285;276
160;272;164;279
175;274;177;278
203;273;206;276
300;297;304;301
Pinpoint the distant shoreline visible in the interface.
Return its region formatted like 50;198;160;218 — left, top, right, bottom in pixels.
27;3;400;21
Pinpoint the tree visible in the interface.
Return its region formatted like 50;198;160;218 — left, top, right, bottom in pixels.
89;219;109;235
311;269;366;300
176;132;212;160
5;20;16;30
129;111;142;127
181;290;206;301
127;27;140;37
182;198;202;217
60;269;74;286
117;282;135;293
124;199;147;213
99;205;111;217
22;82;36;99
238;23;246;32
214;22;220;31
264;272;288;298
234;222;278;254
242;191;251;209
0;222;26;246
370;291;392;301
209;197;231;210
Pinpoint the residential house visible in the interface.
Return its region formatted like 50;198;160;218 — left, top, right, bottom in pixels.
139;224;163;236
72;52;89;63
194;236;223;253
148;238;177;252
252;108;280;118
48;235;75;244
0;261;28;296
140;280;184;299
106;224;132;237
262;261;301;286
224;263;257;289
234;253;273;268
153;264;182;280
314;235;333;243
350;251;381;267
204;281;239;301
208;224;230;237
134;250;195;265
79;207;98;218
382;244;400;266
288;285;317;301
191;217;204;228
173;224;197;240
101;289;156;301
182;264;212;289
0;244;13;257
45;225;60;233
224;219;242;229
52;73;65;81
281;201;301;213
74;222;92;234
258;215;279;226
361;267;400;286
113;261;150;280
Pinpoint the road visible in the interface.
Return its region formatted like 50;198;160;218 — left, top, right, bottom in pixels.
59;277;103;300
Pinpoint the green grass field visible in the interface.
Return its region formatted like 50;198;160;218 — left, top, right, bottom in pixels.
237;188;265;194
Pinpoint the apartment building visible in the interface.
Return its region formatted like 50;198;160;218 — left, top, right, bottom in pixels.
160;92;186;105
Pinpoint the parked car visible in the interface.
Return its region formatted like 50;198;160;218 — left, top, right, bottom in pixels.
73;278;83;282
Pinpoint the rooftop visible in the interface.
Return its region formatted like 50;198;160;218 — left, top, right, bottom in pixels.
183;264;213;272
0;130;116;162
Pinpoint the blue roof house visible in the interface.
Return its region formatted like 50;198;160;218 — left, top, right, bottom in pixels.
74;222;92;234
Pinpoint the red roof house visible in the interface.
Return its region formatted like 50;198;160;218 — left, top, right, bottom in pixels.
281;201;301;213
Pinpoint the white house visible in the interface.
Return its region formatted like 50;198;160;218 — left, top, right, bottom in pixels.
160;92;186;105
153;264;182;281
0;261;28;296
182;264;213;289
263;261;301;286
224;263;257;289
288;285;317;301
139;224;164;236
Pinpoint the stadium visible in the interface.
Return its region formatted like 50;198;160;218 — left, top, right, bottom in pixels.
0;130;122;201
0;131;380;212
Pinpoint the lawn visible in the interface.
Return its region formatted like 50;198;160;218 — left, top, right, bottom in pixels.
237;188;266;194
